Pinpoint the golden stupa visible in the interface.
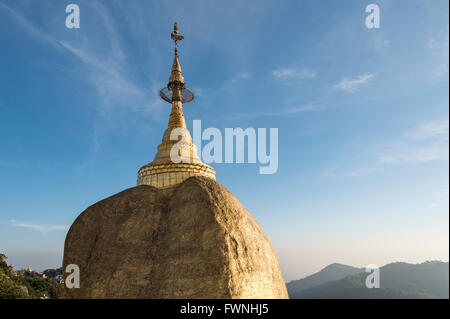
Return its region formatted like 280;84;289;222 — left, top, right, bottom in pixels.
137;23;215;189
63;23;288;298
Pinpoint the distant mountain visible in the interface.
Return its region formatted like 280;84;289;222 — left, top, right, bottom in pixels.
289;261;449;299
286;263;362;297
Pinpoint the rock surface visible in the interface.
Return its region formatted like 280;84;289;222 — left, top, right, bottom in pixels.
63;176;288;298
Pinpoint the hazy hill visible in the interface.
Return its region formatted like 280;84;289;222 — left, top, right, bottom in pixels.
286;263;362;296
289;261;449;299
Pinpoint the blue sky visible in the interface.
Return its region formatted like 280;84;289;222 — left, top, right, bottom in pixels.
0;0;448;281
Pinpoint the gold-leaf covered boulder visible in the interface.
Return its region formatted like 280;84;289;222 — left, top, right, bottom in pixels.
62;176;288;298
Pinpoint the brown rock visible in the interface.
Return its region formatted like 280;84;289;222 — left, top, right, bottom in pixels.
63;176;288;298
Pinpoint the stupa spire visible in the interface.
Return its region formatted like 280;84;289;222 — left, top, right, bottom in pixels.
169;22;185;87
137;22;216;189
167;22;186;129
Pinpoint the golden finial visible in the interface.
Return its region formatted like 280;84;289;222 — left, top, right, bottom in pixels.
171;22;184;57
161;22;193;104
171;22;184;43
168;22;185;90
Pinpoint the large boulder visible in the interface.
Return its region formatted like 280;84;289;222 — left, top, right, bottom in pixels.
62;176;288;298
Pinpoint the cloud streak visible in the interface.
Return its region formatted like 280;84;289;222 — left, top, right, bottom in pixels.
236;72;252;80
227;103;324;119
335;74;374;93
378;119;449;164
10;220;69;234
0;2;57;48
1;2;163;122
272;68;317;80
427;29;449;82
323;165;379;179
325;118;449;179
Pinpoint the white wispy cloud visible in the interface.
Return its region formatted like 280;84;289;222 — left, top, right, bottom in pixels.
227;104;324;119
0;2;57;48
1;1;168;173
335;74;374;93
236;72;251;80
282;104;325;114
325;118;449;179
10;220;69;234
427;29;449;82
378;119;449;164
378;144;448;164
1;2;163;120
344;166;378;177
428;203;439;208
229;72;252;85
272;68;317;80
58;40;161;117
406;119;450;140
323;165;378;178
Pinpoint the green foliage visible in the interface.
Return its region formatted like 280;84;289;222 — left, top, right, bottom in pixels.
0;277;28;299
43;267;62;279
0;258;10;275
14;275;59;299
0;253;61;299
